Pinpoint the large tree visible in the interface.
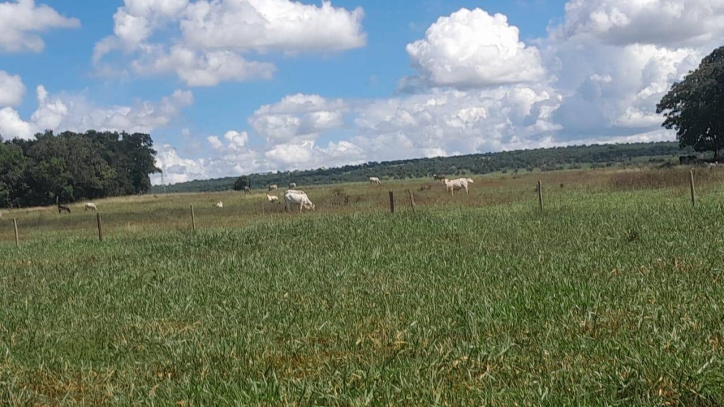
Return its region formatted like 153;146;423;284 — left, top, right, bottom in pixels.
657;46;724;160
0;130;161;208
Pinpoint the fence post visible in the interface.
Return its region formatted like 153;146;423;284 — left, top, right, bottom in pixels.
689;170;696;207
13;218;19;247
408;190;416;213
96;212;103;242
537;180;543;212
190;205;196;230
389;191;395;214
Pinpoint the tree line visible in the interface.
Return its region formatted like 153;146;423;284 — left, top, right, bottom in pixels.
0;130;159;208
153;142;693;193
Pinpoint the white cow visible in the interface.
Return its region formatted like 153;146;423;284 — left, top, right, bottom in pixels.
267;194;280;203
289;182;297;189
284;190;315;214
369;177;382;185
443;178;474;195
214;201;224;208
84;203;98;211
268;184;278;191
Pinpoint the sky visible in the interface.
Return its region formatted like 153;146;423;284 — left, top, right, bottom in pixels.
0;0;722;185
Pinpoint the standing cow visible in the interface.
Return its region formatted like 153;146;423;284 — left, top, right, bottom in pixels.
443;178;474;196
369;177;382;186
268;185;278;191
284;190;315;214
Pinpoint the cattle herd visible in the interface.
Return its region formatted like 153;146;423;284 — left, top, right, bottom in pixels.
48;174;474;217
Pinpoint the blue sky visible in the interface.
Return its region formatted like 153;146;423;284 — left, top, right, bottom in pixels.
0;0;721;183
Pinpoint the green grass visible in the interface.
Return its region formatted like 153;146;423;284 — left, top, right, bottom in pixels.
1;169;724;405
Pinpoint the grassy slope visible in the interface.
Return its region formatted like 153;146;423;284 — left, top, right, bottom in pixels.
1;169;724;405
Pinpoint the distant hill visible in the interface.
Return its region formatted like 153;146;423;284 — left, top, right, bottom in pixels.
152;141;692;193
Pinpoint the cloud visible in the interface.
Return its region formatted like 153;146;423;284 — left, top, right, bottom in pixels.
207;135;223;150
554;0;724;47
353;86;562;160
0;0;80;52
250;94;347;142
0;87;193;140
224;130;248;151
406;8;546;88
94;0;366;86
547;2;707;140
0;71;25;106
131;45;276;86
181;0;366;52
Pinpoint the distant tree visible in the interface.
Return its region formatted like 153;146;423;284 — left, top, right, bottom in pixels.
233;176;250;191
657;46;724;160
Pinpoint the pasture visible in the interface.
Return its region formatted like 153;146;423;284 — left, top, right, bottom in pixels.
1;167;724;405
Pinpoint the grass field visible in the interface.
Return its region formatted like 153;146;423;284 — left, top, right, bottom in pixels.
1;167;724;405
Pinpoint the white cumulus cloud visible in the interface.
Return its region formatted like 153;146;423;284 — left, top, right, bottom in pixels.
0;0;80;52
0;87;193;140
181;0;365;52
555;0;724;47
0;71;26;107
406;8;546;88
94;0;366;86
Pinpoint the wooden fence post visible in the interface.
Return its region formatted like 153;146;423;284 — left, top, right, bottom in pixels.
389;191;395;214
190;205;196;230
537;180;543;212
408;190;416;213
13;218;19;247
96;212;103;242
689;170;696;207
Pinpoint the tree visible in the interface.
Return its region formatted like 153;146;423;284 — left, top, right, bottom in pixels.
233;176;250;191
657;46;724;160
0;130;161;208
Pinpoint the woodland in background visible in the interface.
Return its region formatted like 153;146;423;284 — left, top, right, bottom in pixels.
0;131;159;208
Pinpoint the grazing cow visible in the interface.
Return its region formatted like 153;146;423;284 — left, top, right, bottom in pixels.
369;177;382;185
284;190;315;214
84;203;98;211
267;194;280;203
244;186;251;194
289;182;297;189
707;161;719;169
268;185;278;191
214;201;223;208
58;204;71;214
443;178;474;196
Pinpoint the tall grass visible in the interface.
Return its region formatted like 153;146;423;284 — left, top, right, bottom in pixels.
1;168;724;405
